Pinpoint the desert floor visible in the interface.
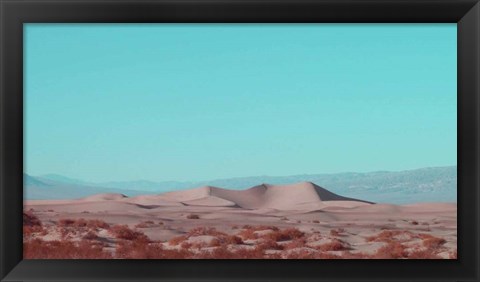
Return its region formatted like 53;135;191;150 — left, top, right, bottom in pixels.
23;183;457;259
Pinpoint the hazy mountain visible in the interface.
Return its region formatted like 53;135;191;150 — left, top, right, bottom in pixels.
38;173;89;186
24;174;149;200
31;166;456;204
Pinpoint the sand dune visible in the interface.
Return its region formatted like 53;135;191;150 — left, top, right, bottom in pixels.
144;182;372;210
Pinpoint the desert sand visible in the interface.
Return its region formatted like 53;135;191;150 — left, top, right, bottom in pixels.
23;182;457;259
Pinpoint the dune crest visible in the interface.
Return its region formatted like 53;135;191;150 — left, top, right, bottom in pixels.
126;182;373;210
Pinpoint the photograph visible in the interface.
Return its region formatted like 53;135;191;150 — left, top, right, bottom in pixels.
23;23;457;259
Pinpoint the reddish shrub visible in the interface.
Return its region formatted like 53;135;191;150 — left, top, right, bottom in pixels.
168;235;187;246
284;238;307;250
408;248;441;259
238;228;258;240
116;240;165;259
234;247;266;259
83;231;98;240
58;218;109;230
24;239;112;259
317;239;349;251
225;235;243;245
23;222;44;237
422;237;446;249
109;225;149;241
330;229;340;237
186;214;200;219
135;221;156;228
23;211;41;227
187;227;225;237
258;238;283;250
86;219;110;229
264;228;304;242
58;219;76;227
206;238;220;247
180;241;193;249
366;230;411;242
372;242;407;259
208;235;244;247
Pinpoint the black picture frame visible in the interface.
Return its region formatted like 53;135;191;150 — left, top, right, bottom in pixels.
1;0;478;281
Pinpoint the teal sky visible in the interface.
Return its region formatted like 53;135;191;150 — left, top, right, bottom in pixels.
24;24;457;183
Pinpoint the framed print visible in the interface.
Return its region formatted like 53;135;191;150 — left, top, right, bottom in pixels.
1;0;479;281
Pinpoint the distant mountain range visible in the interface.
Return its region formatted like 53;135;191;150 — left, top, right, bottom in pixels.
25;166;456;204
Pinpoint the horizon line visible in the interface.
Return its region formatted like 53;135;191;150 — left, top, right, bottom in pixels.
25;164;457;184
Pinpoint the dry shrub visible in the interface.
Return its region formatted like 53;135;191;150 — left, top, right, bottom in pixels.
226;235;243;245
408;248;441;259
312;220;320;223
366;230;411;242
330;229;340;237
372;242;407;259
234;247;267;259
23;211;42;227
117;238;193;259
411;221;419;225
187;227;225;237
208;235;243;247
422;237;446;249
241;225;279;232
24;239;112;259
135;221;154;228
169;235;187;246
284;238;307;250
109;224;149;241
23;225;44;237
186;214;200;219
264;228;304;242
116;239;164;259
238;228;258;240
177;227;243;248
135;220;156;228
86;219;110;229
208;238;221;247
83;231;98;240
58;218;109;230
317;239;349;251
58;219;75;227
258;238;283;250
180;241;193;249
